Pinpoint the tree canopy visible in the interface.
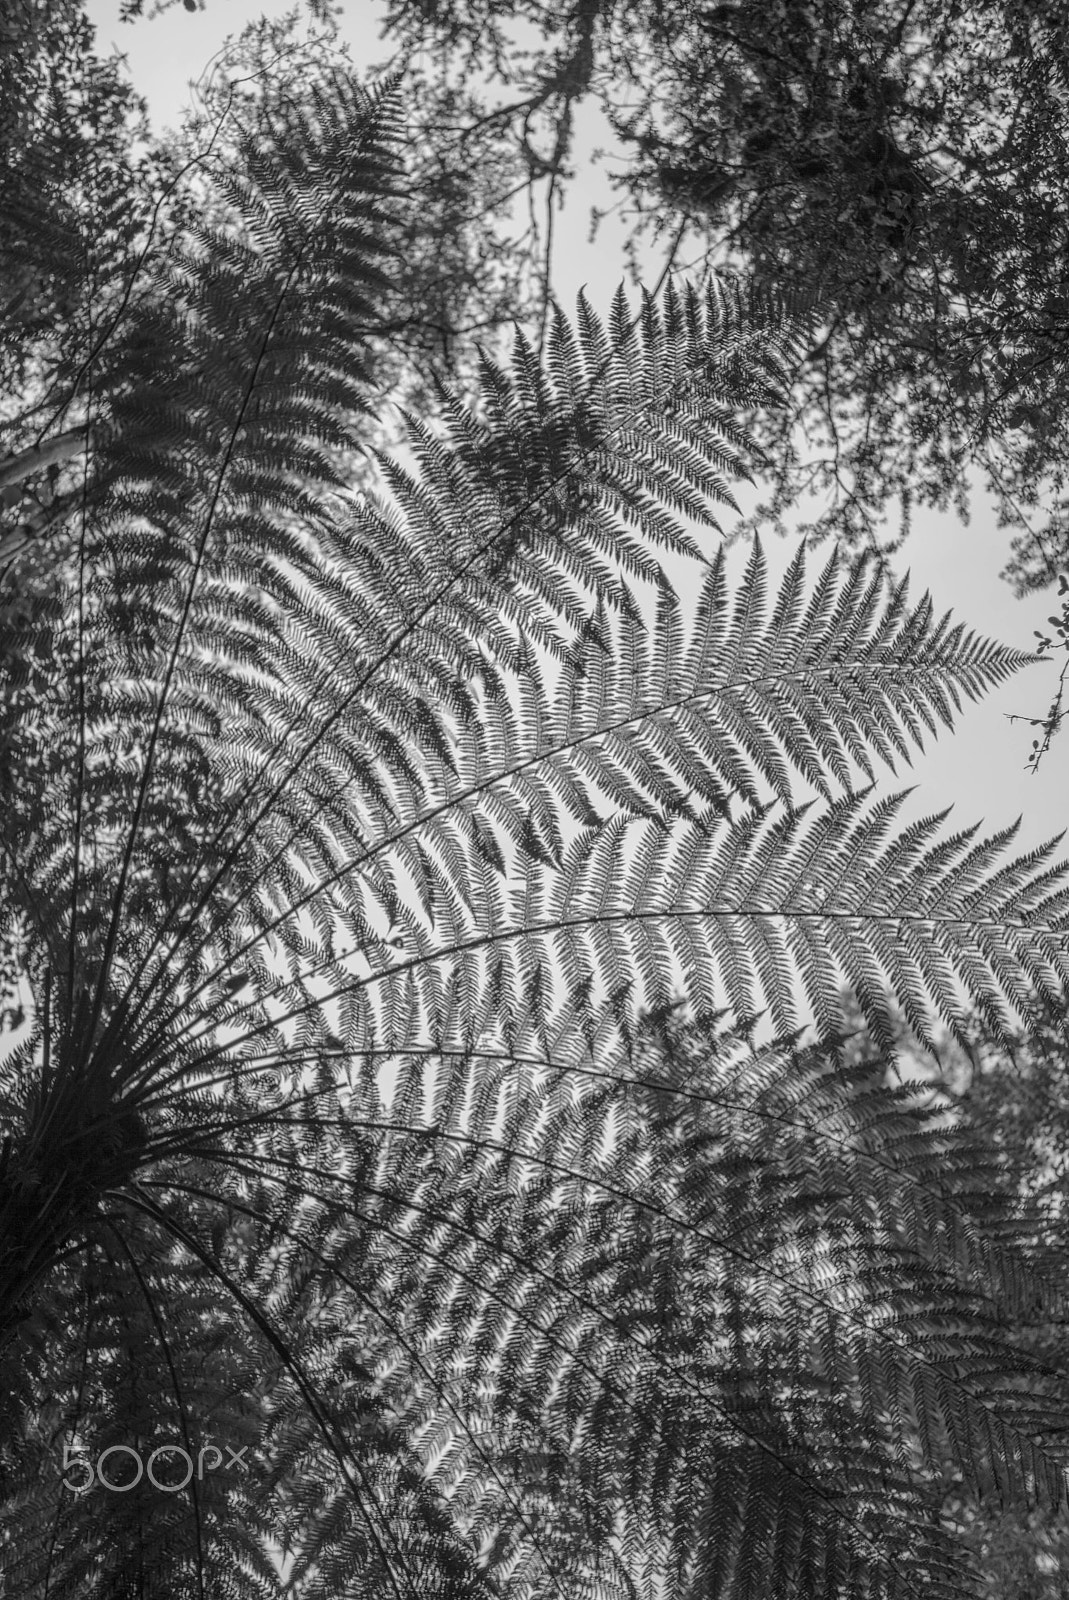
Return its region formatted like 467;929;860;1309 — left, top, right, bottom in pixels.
371;0;1069;598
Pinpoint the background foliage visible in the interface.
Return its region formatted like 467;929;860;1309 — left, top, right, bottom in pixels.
372;0;1069;594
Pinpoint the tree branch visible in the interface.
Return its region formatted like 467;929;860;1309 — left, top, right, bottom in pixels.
0;427;93;495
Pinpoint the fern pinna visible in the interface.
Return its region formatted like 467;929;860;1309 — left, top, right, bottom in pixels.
1;68;1068;1600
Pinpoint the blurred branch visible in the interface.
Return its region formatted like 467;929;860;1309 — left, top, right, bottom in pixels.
0;428;92;496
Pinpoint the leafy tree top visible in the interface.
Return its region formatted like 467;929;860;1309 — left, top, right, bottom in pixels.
368;0;1069;598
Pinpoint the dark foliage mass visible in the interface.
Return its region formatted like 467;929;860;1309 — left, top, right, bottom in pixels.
378;0;1069;597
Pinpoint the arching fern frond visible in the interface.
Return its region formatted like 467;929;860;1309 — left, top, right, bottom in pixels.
3;224;1069;1600
385;533;1023;837
0;276;810;1091
159;781;1068;1093
374;277;810;634
14;1009;1058;1599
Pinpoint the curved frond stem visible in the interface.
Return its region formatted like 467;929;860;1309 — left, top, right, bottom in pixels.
86;78;407;1061
117;284;808;1051
170;1125;1068;1517
133;1042;1069;1320
117;1186;413;1600
101;1219;208;1600
138;1165;938;1594
126;680;938;1062
143;837;1069;1094
65;359;93;1033
340;1288;576;1600
39;1245;99;1600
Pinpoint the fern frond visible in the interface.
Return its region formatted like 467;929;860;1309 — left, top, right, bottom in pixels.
191;787;1065;1074
4;197;1069;1600
87;1012;1065;1599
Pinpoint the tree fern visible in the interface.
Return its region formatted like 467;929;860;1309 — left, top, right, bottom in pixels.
2;66;1068;1594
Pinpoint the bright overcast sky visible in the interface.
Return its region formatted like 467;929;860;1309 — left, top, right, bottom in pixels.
81;0;1069;867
